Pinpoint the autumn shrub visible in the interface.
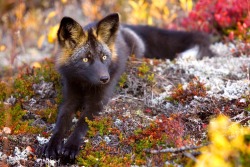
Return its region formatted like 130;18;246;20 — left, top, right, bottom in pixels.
195;115;250;167
78;113;191;166
137;62;155;83
0;60;61;134
0;103;42;134
78;116;132;166
170;78;207;104
127;114;189;148
0;81;11;102
181;0;250;41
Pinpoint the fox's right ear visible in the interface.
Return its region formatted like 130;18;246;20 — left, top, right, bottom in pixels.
57;17;85;49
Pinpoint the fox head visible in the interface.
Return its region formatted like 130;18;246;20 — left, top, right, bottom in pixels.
56;13;119;85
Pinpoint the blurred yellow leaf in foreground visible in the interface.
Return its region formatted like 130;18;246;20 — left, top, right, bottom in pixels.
61;0;67;4
45;11;57;24
31;62;41;68
180;0;193;12
195;115;250;167
37;35;45;49
47;24;59;44
0;45;6;51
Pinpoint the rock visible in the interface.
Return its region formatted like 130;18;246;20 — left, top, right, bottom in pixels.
3;127;11;134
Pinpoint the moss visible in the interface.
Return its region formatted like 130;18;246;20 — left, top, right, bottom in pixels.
118;73;128;88
37;106;58;124
11;59;61;100
0;103;42;134
77;116;133;166
77;147;132;166
33;59;60;84
0;81;11;101
245;104;250;112
0;59;62;134
0;103;25;129
137;62;155;84
85;117;113;137
147;73;155;83
77;114;191;166
13;77;34;98
138;62;150;75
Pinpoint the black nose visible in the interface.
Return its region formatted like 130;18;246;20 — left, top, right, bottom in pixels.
100;76;110;84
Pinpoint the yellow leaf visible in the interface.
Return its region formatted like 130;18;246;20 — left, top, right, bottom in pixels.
163;8;170;17
147;17;153;25
152;0;165;8
45;11;57;24
61;0;67;4
0;45;6;51
37;35;45;49
180;0;193;12
47;24;59;44
129;1;139;9
196;115;250;167
31;62;41;68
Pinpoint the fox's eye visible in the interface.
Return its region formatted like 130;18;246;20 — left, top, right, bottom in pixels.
83;58;88;62
102;55;107;60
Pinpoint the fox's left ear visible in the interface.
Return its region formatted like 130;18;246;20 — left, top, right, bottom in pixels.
96;13;119;45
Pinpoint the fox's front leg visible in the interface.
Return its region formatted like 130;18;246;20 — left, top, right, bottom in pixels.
61;98;106;160
42;99;79;159
60;81;119;160
42;81;82;159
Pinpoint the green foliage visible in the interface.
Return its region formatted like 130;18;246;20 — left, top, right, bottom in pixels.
0;81;11;101
77;144;132;167
85;117;113;137
77;113;191;166
0;59;61;134
34;60;61;84
0;103;43;134
37;106;58;124
118;73;128;88
11;59;61;100
147;73;155;83
245;104;250;112
138;62;150;74
138;62;155;84
13;76;34;98
0;104;23;130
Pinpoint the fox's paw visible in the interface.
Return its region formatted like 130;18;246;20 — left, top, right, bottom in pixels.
40;137;64;159
61;140;81;161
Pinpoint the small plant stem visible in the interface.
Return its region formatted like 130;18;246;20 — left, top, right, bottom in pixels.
145;144;208;154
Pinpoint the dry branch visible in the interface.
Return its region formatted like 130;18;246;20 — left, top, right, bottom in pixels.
145;144;208;154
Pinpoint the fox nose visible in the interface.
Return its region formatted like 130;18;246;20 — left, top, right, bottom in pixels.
100;76;110;84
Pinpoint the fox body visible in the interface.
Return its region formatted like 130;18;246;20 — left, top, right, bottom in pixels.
42;13;214;161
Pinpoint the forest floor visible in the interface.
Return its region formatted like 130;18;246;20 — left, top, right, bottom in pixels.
0;41;250;166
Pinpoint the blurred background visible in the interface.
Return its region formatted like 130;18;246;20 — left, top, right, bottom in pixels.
0;0;249;73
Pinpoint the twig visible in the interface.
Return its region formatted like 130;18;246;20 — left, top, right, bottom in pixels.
145;144;208;154
248;64;250;81
111;94;144;102
183;152;197;162
236;116;250;124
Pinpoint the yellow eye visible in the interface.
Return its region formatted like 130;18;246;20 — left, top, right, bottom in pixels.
83;57;88;62
102;55;107;60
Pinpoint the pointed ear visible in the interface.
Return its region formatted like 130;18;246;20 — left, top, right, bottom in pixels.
57;17;85;49
96;13;119;45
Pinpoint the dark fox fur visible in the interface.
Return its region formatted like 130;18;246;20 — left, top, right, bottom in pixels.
41;13;214;161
